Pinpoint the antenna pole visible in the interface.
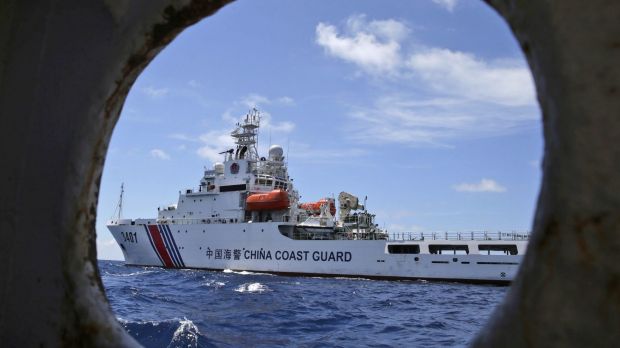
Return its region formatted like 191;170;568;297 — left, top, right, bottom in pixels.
286;137;290;165
118;183;124;220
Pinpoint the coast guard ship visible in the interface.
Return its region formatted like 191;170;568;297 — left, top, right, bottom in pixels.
108;109;528;284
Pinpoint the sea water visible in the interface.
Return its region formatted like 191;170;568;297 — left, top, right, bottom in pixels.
100;260;505;347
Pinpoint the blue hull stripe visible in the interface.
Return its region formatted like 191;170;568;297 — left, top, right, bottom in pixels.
157;225;181;268
163;224;185;267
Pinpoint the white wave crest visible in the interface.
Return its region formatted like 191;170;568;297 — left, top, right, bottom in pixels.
104;270;157;277
202;280;226;288
234;282;270;293
223;269;262;275
167;318;201;348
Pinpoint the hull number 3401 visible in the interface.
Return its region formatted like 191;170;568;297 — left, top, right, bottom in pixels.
121;231;138;243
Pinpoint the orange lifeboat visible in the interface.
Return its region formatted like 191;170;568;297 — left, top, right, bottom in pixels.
246;189;290;211
299;198;336;215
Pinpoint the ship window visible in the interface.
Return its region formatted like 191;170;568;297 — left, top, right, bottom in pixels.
220;184;247;192
266;180;273;186
387;244;420;254
478;244;518;255
429;245;469;255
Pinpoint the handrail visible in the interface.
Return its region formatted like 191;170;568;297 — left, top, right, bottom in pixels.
109;219;530;241
110;217;273;225
386;231;530;241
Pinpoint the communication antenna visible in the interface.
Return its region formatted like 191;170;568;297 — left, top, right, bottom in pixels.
286;137;290;165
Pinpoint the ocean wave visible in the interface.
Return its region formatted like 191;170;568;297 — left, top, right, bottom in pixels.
168;318;201;348
333;276;369;281
223;269;271;276
117;317;207;348
104;269;157;277
102;260;505;347
201;280;226;288
234;282;270;293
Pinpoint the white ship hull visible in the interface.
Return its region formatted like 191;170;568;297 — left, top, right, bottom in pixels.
108;221;524;284
107;110;527;284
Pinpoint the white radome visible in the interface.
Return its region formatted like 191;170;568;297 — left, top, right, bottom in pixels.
214;162;224;174
268;144;284;160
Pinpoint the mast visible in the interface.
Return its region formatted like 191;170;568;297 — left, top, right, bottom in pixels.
230;108;261;162
112;183;124;221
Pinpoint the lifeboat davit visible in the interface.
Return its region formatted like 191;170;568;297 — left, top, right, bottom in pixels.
299;198;336;215
246;189;290;211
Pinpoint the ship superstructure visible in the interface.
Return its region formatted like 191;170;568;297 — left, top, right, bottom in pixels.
108;109;528;284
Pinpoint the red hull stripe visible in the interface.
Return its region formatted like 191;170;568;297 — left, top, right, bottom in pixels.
147;225;175;268
143;225;164;266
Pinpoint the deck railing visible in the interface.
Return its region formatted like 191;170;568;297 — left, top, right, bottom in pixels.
387;231;530;241
110;219;530;242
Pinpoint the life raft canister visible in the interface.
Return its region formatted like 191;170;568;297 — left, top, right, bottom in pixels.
298;198;336;215
246;189;290;211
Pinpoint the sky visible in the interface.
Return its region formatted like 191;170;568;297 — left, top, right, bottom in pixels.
96;0;542;260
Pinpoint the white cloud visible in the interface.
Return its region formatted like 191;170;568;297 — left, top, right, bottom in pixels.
142;86;169;98
98;239;117;247
315;15;535;106
315;14;407;75
288;141;367;163
260;111;295;133
453;178;507;193
169;133;198;142
241;93;271;108
348;95;536;146
96;238;123;260
222;99;296;134
188;80;201;88
277;96;295;105
407;48;535;106
316;14;538;146
196;130;235;163
432;0;458;12
171;96;296;163
240;94;296;108
150;149;171;160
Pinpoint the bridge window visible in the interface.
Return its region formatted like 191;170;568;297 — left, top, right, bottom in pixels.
478;244;518;255
429;245;469;255
388;244;420;254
